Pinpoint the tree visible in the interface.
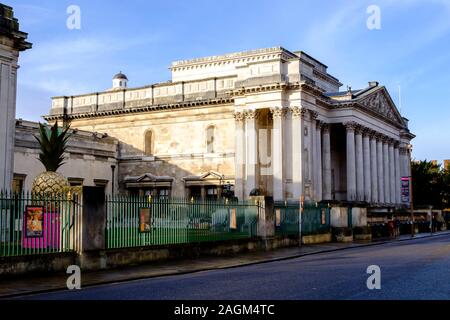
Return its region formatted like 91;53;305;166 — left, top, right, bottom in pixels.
442;165;450;209
411;160;445;209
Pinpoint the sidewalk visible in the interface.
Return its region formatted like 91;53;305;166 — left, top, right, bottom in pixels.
1;230;449;299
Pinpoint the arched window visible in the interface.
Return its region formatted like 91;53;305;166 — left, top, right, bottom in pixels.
144;130;153;155
206;125;215;153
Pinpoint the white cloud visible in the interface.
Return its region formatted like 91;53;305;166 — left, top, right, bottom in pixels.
15;4;57;26
18;33;162;95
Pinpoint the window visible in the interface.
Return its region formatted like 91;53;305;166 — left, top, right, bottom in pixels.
144;130;153;155
13;174;26;194
158;189;170;199
94;179;108;191
206;125;215;153
206;186;218;200
68;178;84;186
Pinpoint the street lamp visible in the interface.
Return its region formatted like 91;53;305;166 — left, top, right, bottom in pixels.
408;144;415;238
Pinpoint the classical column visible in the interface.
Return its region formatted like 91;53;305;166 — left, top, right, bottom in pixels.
345;122;357;202
316;121;323;201
185;187;191;199
370;131;378;203
362;129;371;202
310;111;318;199
394;142;401;205
271;107;286;200
0;5;32;190
245;109;259;198
377;134;385;204
200;186;206;201
322;123;332;200
383;137;390;204
234;112;245;200
355;126;364;201
388;140;395;204
290;106;306;199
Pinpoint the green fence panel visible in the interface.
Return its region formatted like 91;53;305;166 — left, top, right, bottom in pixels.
274;201;331;237
0;190;81;257
105;196;258;249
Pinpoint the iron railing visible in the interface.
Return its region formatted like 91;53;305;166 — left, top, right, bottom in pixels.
106;196;259;249
0;190;82;257
274;201;331;236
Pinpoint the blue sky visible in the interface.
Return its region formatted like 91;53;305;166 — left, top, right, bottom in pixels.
8;0;450;163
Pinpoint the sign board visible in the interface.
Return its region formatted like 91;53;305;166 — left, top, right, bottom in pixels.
321;208;327;225
275;209;281;227
401;176;411;204
229;208;237;229
139;208;152;233
24;206;44;238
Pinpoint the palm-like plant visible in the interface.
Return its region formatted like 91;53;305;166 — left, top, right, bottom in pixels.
31;121;72;194
34;121;72;172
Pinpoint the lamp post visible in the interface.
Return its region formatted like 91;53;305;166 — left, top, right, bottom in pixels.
408;144;415;238
299;195;304;247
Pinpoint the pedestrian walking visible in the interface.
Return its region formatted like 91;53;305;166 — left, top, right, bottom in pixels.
394;216;401;237
388;220;395;238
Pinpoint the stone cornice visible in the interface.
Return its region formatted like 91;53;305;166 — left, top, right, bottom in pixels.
44;97;234;121
228;82;288;96
171;46;297;70
0;4;32;51
400;130;416;140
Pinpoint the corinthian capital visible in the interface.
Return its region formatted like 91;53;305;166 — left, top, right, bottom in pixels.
270;107;287;119
289;106;306;119
344;121;357;131
309;110;319;120
244;109;259;120
234;111;245;122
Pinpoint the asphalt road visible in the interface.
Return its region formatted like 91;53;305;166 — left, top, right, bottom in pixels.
19;234;450;300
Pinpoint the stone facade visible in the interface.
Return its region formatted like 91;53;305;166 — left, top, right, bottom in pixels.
0;4;31;190
42;46;415;207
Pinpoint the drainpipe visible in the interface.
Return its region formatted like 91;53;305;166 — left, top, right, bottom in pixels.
111;165;116;195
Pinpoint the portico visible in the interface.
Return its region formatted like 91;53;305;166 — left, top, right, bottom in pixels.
233;82;414;208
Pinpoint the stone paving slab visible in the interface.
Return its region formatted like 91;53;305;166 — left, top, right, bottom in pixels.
1;231;449;299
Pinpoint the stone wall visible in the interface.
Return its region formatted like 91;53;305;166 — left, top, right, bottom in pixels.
62;104;236;197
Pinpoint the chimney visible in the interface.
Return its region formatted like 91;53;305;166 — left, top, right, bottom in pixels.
369;81;379;87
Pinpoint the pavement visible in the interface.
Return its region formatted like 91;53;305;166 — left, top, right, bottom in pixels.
1;230;449;299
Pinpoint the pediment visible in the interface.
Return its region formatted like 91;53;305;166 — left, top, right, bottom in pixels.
357;88;405;126
184;171;225;181
125;173;173;183
136;173;157;182
199;171;225;180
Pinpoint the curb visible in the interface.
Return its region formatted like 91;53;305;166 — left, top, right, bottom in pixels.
2;231;449;299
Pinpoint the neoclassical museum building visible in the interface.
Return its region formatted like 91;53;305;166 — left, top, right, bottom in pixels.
19;47;413;208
